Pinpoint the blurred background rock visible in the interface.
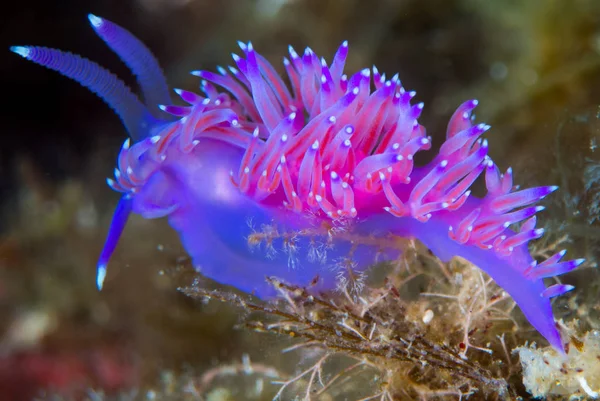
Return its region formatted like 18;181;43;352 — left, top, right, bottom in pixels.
1;0;600;399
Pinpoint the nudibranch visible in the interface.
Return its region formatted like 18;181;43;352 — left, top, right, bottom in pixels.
11;14;584;352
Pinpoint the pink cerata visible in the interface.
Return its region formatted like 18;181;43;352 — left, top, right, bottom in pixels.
11;14;585;352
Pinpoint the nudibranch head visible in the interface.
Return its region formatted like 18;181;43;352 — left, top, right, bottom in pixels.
11;15;584;353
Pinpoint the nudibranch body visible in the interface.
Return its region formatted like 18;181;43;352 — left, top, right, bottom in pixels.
11;15;584;352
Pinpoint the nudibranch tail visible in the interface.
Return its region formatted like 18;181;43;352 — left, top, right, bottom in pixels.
13;16;585;353
87;14;172;118
10;45;150;140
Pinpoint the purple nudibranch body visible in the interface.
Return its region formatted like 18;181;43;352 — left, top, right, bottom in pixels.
11;14;585;352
